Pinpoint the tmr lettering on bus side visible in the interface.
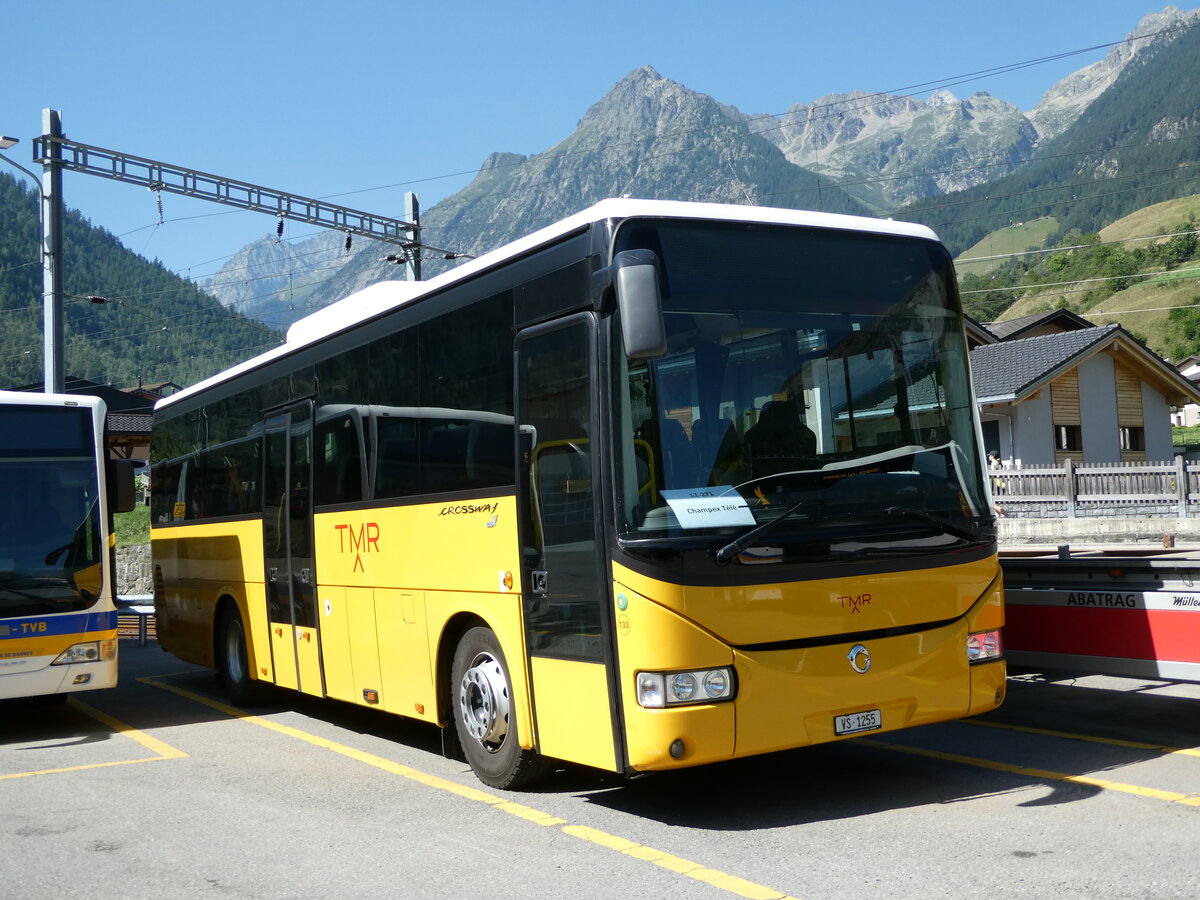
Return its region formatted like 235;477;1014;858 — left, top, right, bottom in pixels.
334;522;380;553
334;523;380;573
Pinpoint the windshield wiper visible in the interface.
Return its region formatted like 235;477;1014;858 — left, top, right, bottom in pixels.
713;497;808;566
883;506;990;543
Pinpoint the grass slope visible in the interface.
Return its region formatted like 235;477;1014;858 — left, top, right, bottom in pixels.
956;218;1058;277
1098;195;1200;244
983;195;1200;359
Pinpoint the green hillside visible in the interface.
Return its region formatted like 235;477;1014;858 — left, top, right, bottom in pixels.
0;173;280;390
968;193;1200;359
1098;194;1200;243
955;218;1059;277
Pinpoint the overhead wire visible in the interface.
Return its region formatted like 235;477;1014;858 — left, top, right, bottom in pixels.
5;16;1199;386
958;227;1200;264
96;16;1198;284
959;264;1200;296
315;18;1200;208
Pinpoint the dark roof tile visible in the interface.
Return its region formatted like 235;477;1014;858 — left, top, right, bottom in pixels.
970;325;1118;402
107;413;153;435
985;308;1093;341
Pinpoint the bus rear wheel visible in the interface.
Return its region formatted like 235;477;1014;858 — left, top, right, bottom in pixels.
451;626;545;789
217;606;271;707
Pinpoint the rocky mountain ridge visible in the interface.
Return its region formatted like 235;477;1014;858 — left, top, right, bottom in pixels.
748;5;1196;211
1029;5;1194;138
258;65;870;322
752;89;1038;210
202;6;1200;324
200;229;345;328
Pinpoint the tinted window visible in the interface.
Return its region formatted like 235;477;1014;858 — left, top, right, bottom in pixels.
150;461;183;523
314;410;365;505
419;293;512;416
370;293;515;500
520;321;600;659
198;440;261;518
204;392;258;447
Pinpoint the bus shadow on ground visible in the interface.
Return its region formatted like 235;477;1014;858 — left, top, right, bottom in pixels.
988;666;1200;747
579;669;1200;829
0;696;120;751
60;644;1196;830
0;643;442;757
572;740;1100;829
124;647;448;758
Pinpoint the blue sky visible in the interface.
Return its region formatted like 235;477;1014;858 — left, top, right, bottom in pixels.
0;0;1178;282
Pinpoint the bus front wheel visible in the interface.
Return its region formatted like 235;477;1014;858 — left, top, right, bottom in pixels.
217;606;271;707
451;626;545;789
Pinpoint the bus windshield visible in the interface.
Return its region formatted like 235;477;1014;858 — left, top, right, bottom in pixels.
613;219;991;557
0;406;104;616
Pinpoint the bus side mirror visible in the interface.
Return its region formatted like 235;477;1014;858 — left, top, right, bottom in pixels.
108;459;138;514
613;250;667;359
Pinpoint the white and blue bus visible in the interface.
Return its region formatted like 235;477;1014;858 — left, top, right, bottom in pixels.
0;389;136;701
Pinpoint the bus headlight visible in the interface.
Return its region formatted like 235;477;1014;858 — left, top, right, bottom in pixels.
636;667;736;708
967;629;1002;663
52;639;117;665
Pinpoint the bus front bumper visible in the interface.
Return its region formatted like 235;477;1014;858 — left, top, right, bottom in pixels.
623;619;1005;772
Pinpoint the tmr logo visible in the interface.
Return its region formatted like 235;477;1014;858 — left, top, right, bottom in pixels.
838;593;872;614
334;522;379;573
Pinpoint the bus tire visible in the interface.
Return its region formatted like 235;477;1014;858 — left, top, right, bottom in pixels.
217;606;271;707
451;626;545;789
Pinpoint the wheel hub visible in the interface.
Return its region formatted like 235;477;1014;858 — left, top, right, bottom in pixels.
459;653;510;748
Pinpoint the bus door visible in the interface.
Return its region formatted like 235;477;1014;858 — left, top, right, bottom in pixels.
262;402;323;696
516;317;619;772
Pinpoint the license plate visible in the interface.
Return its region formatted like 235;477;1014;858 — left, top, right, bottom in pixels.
835;709;881;736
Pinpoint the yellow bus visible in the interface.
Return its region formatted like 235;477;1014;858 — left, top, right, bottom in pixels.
0;390;136;701
151;199;1004;787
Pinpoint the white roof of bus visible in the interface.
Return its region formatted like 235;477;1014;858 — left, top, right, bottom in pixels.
0;388;105;414
159;198;940;411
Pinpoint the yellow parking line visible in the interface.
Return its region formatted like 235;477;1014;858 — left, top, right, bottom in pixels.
563;825;800;900
70;697;189;759
963;718;1200;758
860;738;1200;807
141;675;802;900
0;696;188;781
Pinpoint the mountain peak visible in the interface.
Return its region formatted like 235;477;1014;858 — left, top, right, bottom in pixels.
480;151;527;172
577;66;744;135
1030;5;1199;139
620;65;663;84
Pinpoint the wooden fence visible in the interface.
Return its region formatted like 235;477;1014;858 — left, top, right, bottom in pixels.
990;458;1200;517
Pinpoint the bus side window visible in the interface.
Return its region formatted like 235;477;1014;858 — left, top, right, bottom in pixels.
466;420;515;488
150;463;174;523
420;420;469;494
315;413;364;506
182;455;203;520
375;417;418;500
